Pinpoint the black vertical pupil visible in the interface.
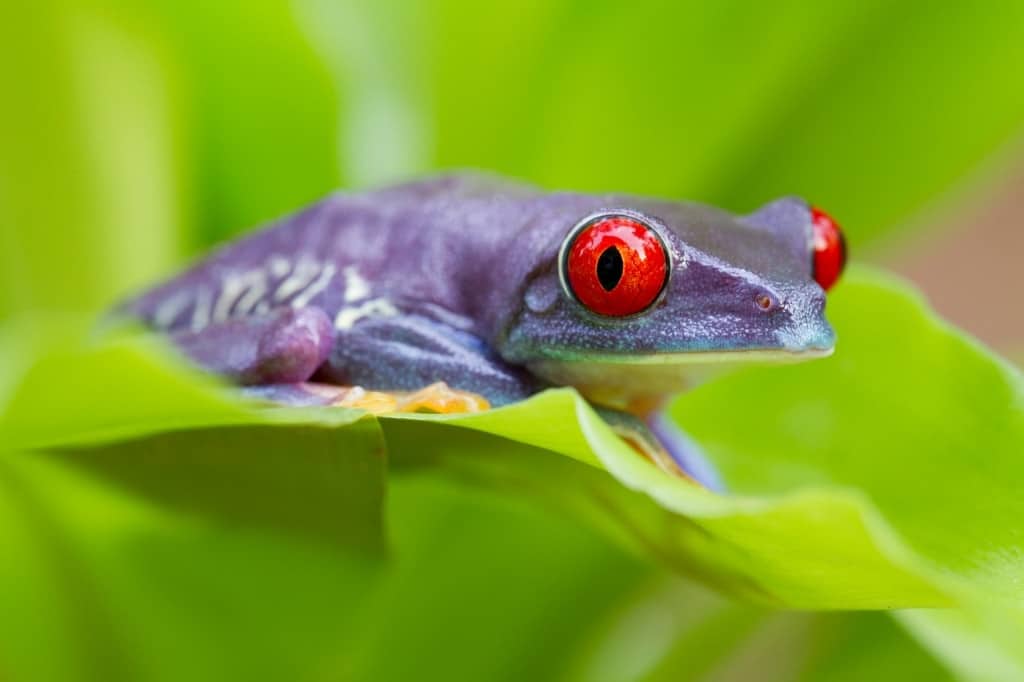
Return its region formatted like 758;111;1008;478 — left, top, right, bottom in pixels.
596;246;624;291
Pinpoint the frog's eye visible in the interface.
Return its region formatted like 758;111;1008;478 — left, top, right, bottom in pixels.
562;214;669;317
811;207;847;291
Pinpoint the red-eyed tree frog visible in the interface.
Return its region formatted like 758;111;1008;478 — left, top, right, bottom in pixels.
117;174;847;488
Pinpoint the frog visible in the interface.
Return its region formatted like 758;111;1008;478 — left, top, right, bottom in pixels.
116;173;847;489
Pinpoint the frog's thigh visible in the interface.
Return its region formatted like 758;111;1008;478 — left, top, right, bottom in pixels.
170;307;334;384
321;314;535;406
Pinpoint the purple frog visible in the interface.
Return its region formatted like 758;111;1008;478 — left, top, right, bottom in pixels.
117;173;847;487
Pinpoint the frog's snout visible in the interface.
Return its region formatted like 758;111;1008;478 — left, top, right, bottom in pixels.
788;286;827;317
776;285;834;353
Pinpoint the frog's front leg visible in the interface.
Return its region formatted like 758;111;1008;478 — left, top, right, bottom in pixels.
647;411;723;491
595;406;723;490
318;313;538;408
170;307;334;384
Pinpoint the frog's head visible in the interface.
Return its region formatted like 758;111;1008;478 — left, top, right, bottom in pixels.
498;195;847;405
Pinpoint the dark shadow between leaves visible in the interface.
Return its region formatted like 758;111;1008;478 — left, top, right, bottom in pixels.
41;420;387;553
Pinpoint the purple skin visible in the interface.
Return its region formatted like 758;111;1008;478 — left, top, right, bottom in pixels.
116;173;837;488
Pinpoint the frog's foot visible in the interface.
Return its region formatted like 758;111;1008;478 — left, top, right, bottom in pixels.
612;423;696;483
592;405;723;488
593;406;694;482
302;384;401;413
393;382;490;414
647;412;723;491
284;381;490;414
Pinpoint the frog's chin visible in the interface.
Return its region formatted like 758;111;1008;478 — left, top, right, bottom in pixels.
527;347;833;408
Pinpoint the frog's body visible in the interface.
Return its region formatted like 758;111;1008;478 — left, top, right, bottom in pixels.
119;174;841;487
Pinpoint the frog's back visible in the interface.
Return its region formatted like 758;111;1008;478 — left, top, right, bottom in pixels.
118;173;542;334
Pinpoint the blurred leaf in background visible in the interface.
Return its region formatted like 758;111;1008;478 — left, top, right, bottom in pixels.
4;1;1024;317
0;0;341;316
2;0;1024;680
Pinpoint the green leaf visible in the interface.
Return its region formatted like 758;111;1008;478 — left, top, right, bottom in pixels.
5;276;1010;675
5;1;1023;678
1;322;386;550
370;271;1023;610
559;575;956;682
0;453;955;681
672;266;1024;606
4;267;1022;613
899;607;1024;682
0;448;384;681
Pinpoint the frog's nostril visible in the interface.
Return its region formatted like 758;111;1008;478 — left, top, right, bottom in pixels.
754;292;778;312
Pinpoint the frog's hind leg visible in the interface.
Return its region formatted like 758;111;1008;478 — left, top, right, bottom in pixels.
169;307;334;385
168;306;493;415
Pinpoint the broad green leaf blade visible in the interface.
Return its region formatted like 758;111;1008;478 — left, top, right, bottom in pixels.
0;459;90;681
0;323;386;549
0;449;384;681
560;575;956;682
337;474;650;682
381;266;1023;608
792;612;957;682
0;454;958;682
3;269;1022;609
382;396;951;608
0;333;250;450
898;607;1024;682
674;267;1024;604
0;451;649;682
44;420;386;548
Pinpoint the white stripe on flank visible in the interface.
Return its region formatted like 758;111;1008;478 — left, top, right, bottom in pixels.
154;290;191;329
274;258;320;302
269;255;292;278
334;298;398;330
213;269;267;322
342;266;371;302
234;270;269;316
291;264;336;309
191;287;212;331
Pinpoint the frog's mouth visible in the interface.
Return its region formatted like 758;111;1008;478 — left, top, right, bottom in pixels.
526;345;833;405
559;346;833;365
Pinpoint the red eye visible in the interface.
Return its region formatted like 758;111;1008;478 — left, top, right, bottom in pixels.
811;207;847;291
563;215;669;317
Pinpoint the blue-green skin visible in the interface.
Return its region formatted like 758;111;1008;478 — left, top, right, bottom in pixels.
120;174;837;486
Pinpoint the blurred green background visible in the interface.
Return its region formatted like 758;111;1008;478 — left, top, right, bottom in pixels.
2;1;1024;680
